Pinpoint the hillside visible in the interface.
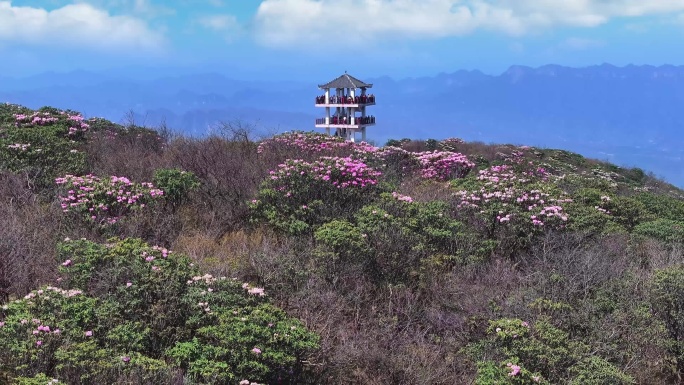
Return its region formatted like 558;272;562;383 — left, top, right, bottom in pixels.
4;64;684;187
2;103;684;384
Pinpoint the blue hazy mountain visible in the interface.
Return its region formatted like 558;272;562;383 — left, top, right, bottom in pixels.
1;64;683;186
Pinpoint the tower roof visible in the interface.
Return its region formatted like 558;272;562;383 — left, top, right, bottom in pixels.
318;73;372;89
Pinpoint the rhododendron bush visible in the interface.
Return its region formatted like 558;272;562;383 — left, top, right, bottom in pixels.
56;174;165;226
0;238;319;384
0;105;89;187
471;317;633;384
451;160;573;255
257;131;376;158
416;151;475;180
250;156;384;233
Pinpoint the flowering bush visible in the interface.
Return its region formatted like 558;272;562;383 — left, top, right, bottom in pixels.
0;238;319;384
0;106;92;188
472;317;632;384
3;106;94;142
451;163;572;255
438;137;465;152
371;146;421;180
250;157;384;233
415;151;474;180
56;174;164;226
345;194;487;283
257;131;377;158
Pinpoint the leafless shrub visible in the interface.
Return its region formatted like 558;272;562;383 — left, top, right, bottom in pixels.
85;129;167;181
164;136;267;237
523;232;632;303
0;173;62;300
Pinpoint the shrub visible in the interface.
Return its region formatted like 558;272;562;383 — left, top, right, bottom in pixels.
0;127;86;190
0;238;319;384
650;265;684;375
250;157;384;234
470;317;632;384
55;174;165;226
567;356;635;384
634;192;684;222
634;219;684;245
152;168;200;208
415;151;474;180
372;146;420;181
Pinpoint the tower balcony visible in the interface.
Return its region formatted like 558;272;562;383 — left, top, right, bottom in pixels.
315;116;376;127
315;95;376;107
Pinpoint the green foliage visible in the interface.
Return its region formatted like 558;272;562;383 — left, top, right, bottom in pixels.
567;356;635;384
634;219;684;244
475;360;548;384
0;126;86;189
0;238;319;384
425;138;438;151
651;265;684;373
605;196;650;231
0;106;92;189
349;194;483;283
634;192;684;222
564;203;625;234
153;168;200;208
473;316;630;384
13;373;61;385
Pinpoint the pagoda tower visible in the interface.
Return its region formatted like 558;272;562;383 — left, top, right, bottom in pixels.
315;72;375;142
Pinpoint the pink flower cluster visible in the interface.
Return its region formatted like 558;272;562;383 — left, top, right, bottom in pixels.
415;151;474;180
6;143;30;151
23;286;83;299
438;137;465;151
507;362;521;376
13;110;92;136
240;380;264;385
257;132;377;155
454;165;571;227
56;174;164;225
374;146;420;173
391;192;414;203
242;282;266;297
270;157;382;190
186;273;220;285
14;112;58;126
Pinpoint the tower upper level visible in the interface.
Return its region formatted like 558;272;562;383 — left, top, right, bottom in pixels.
314;73;375;142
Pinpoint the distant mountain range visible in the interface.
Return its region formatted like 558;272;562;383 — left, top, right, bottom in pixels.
1;64;683;187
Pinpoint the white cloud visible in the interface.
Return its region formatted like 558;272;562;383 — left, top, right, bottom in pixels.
196;13;243;42
198;14;239;31
0;1;165;51
131;0;175;17
254;0;684;47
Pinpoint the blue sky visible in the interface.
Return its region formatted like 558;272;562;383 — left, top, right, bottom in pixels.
2;0;684;80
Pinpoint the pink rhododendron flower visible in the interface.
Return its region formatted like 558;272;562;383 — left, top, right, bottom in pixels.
507;363;521;376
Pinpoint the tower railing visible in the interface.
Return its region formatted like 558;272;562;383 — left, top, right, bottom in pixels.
315;95;376;105
315;116;375;125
